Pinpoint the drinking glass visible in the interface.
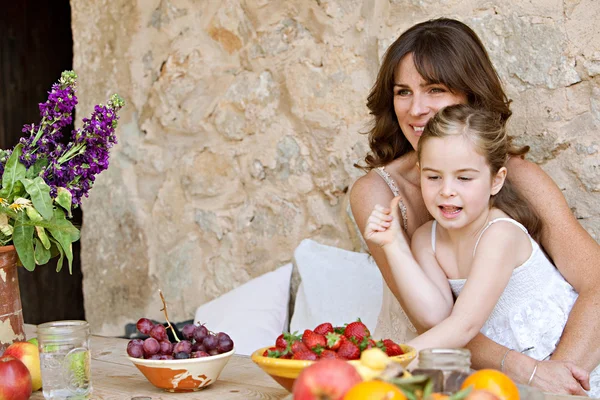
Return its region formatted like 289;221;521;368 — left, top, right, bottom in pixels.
37;320;92;399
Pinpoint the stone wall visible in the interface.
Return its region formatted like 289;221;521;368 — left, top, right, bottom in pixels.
70;0;600;336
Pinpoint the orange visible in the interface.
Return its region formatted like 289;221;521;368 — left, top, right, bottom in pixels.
461;369;519;400
429;393;450;400
344;380;406;400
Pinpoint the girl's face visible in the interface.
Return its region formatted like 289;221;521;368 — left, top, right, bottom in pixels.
419;135;506;231
394;53;468;150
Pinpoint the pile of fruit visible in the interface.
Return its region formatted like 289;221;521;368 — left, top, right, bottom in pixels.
0;339;42;400
126;318;234;360
262;320;404;361
293;348;519;400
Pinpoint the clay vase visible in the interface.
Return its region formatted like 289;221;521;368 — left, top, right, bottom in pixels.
0;245;25;354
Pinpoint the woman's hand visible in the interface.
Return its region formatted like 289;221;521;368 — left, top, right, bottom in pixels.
364;196;408;248
530;360;590;396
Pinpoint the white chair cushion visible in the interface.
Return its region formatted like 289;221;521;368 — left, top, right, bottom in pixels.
290;239;383;334
193;263;292;356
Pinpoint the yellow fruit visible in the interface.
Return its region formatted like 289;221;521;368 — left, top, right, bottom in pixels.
344;380;406;400
361;348;391;370
461;369;519;400
354;364;381;381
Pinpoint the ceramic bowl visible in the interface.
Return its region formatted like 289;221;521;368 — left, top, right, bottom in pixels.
128;349;235;392
251;344;416;392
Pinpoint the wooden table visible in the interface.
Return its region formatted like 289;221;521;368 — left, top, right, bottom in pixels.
24;325;586;400
25;325;290;399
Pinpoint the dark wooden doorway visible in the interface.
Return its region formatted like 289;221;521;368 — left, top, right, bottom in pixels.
0;1;84;324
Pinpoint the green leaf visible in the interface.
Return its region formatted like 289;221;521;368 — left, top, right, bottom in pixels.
34;238;51;265
35;226;51;249
21;177;53;220
26;157;48;179
13;212;35;271
55;187;72;218
47;208;78;274
1;144;26;200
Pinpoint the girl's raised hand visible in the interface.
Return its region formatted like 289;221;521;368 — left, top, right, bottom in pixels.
364;196;407;248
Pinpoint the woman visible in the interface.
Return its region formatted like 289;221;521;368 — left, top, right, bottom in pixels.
350;18;600;395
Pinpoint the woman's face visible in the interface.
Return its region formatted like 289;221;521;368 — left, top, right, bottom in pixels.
394;53;468;150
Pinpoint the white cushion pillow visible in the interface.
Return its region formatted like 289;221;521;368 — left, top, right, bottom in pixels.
193;263;292;356
290;239;383;334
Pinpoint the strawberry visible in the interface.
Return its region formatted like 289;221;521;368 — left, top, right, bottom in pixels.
263;346;281;358
302;329;327;351
383;339;404;356
314;322;334;335
344;321;371;343
320;349;340;359
292;350;319;361
291;341;309;354
337;340;361;360
275;331;301;351
325;332;342;350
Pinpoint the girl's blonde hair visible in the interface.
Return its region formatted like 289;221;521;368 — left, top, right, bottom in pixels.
417;104;542;242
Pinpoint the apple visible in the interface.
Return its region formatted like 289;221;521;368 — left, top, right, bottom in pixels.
4;341;42;391
0;355;32;400
293;358;363;400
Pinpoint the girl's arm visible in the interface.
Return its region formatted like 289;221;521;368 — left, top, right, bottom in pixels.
407;222;527;352
351;172;429;331
363;196;454;328
508;157;600;371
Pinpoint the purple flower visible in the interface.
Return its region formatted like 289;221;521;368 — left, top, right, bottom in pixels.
43;94;125;206
18;71;78;168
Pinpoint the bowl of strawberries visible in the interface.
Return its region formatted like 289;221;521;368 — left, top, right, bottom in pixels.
251;320;416;391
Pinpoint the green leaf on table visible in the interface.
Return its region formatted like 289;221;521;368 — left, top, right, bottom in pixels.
13;212;35;271
47;208;78;274
0;144;26;200
21;177;53;220
34;237;51;265
55;187;72;218
35;226;51;249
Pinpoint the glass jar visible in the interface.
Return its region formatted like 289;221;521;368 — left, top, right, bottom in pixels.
37;320;92;399
414;348;472;393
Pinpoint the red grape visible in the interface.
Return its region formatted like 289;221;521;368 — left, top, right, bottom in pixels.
159;341;173;355
191;351;210;358
127;341;144;358
159;354;174;360
193;325;209;342
191;343;206;353
202;335;218;351
143;337;160;355
149;324;168;342
147;354;161;360
174;352;190;359
181;324;196;340
208;349;219;356
217;337;234;353
136;318;154;335
173;340;192;354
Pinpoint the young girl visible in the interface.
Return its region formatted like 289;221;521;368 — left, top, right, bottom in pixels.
365;104;598;395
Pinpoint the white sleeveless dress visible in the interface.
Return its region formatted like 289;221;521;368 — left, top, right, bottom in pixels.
349;167;418;343
431;218;599;397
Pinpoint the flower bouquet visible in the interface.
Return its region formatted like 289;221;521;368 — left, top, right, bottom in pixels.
0;71;124;273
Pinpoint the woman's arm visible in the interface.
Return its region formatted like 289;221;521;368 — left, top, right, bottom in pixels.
508;157;600;371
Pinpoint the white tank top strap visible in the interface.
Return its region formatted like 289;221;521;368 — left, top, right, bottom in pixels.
374;166;409;233
431;220;438;254
473;217;530;257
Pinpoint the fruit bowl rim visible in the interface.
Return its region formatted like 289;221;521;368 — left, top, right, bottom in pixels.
128;348;235;366
251;343;416;367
